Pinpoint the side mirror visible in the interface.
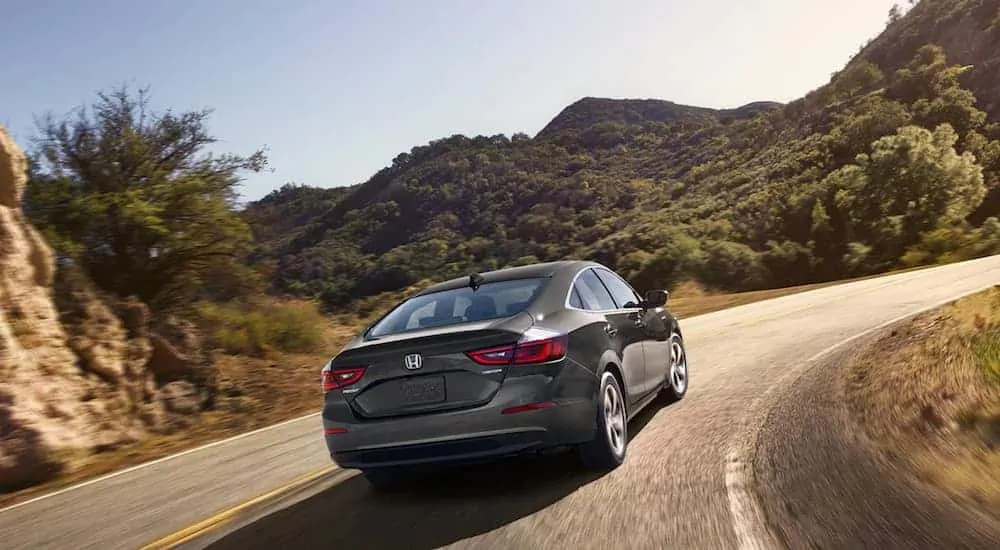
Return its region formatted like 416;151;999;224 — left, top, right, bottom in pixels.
642;289;668;309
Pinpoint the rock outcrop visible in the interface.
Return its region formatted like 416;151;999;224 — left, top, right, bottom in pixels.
0;126;210;490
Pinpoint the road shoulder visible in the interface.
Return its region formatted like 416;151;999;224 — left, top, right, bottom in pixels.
751;305;1000;549
844;287;1000;523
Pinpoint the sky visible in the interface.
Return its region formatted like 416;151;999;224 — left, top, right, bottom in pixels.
1;0;905;202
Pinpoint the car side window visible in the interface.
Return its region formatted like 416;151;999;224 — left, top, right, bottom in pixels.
569;286;585;309
575;269;618;311
594;268;642;309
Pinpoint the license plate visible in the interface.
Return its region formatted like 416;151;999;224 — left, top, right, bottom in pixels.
398;376;446;405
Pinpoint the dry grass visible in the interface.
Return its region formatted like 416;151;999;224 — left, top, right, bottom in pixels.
844;286;1000;518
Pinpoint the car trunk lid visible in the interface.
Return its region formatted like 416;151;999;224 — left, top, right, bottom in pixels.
332;314;532;418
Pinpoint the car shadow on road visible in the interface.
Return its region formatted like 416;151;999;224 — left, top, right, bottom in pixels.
206;399;668;550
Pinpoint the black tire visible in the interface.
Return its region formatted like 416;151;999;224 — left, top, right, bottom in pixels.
661;331;689;404
577;371;628;470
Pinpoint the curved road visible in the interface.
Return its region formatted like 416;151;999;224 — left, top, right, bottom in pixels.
3;255;1000;549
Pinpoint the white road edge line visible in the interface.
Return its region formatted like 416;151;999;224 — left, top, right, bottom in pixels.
0;412;321;514
724;278;1000;550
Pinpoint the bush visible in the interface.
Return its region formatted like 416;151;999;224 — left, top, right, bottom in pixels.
972;324;1000;386
696;240;770;291
194;299;326;356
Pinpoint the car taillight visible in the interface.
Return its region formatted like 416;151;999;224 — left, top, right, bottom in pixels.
466;328;568;366
321;362;366;392
466;345;517;365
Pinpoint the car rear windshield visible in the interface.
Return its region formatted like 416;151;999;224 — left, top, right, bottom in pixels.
366;277;549;338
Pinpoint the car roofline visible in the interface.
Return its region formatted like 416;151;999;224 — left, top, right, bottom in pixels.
413;260;599;296
358;260;607;340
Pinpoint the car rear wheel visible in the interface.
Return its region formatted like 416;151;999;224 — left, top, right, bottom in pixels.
577;370;628;470
661;331;688;403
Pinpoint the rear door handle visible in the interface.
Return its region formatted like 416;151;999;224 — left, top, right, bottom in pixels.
604;324;618;337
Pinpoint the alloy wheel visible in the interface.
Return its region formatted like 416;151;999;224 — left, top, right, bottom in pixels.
604;381;626;456
670;335;688;395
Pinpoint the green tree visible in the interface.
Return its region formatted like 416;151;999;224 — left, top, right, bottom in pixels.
887;45;986;136
834;123;985;271
629;232;704;291
696;240;769;290
829;60;885;102
823;94;911;166
24;86;268;311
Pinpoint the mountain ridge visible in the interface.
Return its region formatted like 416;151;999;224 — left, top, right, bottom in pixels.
534;97;784;139
243;0;1000;310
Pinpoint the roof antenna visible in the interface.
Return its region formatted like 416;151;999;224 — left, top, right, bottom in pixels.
468;272;484;291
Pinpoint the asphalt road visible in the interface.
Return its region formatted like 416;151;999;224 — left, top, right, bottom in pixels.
3;255;1000;550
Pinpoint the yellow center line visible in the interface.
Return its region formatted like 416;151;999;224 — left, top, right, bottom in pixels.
139;465;340;550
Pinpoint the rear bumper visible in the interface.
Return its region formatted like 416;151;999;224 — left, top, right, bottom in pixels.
325;397;597;469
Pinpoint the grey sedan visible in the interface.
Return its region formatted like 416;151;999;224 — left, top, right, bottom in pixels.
320;260;690;488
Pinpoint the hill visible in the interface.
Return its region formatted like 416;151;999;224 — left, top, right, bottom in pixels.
243;183;357;254
851;0;1000;119
533;97;782;139
244;0;1000;310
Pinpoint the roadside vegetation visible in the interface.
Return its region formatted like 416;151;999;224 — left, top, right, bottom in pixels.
845;287;1000;518
5;0;1000;503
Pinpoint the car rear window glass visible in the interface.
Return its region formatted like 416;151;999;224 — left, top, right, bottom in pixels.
367;277;548;338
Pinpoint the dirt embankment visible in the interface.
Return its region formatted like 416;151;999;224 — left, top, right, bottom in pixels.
845;286;1000;517
0;126;214;493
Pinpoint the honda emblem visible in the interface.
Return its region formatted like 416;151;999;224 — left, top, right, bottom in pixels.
403;353;423;370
